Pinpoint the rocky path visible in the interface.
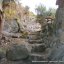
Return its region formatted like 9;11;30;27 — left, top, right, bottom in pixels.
0;30;63;64
0;31;51;64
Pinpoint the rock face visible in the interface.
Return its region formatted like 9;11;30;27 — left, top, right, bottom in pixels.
4;20;19;33
9;20;19;33
56;0;64;43
56;0;64;7
47;0;64;63
48;45;64;61
6;44;29;61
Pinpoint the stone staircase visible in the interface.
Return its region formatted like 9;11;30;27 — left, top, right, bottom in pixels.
28;32;43;43
27;31;49;61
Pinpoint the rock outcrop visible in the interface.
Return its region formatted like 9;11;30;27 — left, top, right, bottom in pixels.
55;0;64;44
6;44;29;61
47;0;64;63
4;20;20;33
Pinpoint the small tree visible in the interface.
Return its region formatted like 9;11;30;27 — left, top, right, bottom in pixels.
46;8;56;18
35;4;46;28
35;4;46;16
35;4;56;36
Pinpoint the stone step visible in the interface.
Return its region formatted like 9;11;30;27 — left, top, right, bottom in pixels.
27;43;45;47
2;31;22;38
28;31;41;35
28;35;41;40
30;48;51;61
28;39;43;44
30;53;48;61
25;43;46;53
24;43;46;53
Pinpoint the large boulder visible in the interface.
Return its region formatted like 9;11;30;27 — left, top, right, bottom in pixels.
6;44;29;61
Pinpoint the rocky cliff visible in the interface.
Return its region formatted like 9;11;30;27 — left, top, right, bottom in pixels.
47;0;64;64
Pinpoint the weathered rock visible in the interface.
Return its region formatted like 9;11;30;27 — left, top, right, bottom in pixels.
0;48;6;60
55;2;64;43
48;44;64;61
3;21;11;32
10;20;20;33
31;44;46;53
47;2;64;62
4;20;19;33
56;0;64;7
6;44;29;61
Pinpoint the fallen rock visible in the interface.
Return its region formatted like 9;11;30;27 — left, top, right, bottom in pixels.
6;44;29;61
